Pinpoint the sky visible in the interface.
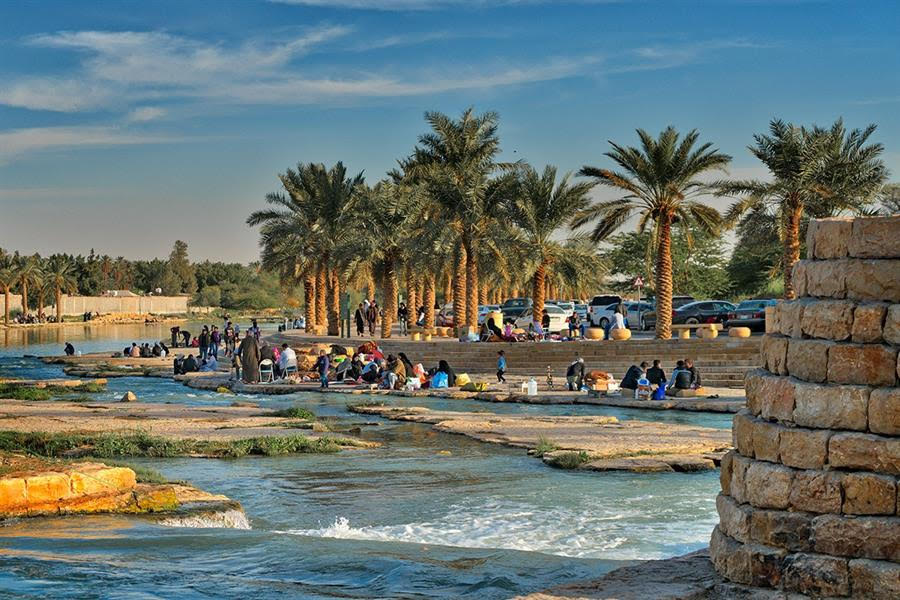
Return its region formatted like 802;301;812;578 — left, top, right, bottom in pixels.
0;0;898;263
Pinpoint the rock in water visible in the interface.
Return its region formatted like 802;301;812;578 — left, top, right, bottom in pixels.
121;391;137;402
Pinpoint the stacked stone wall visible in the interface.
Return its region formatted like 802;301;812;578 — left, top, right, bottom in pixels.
710;215;900;598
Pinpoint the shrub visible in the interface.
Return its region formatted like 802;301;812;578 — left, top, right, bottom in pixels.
533;436;558;457
547;451;590;470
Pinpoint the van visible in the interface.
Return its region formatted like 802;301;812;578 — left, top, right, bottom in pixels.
588;294;622;326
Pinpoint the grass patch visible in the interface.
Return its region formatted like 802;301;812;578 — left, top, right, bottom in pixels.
546;451;590;470
0;382;107;402
97;460;182;485
0;430;351;459
266;406;316;420
0;384;52;401
533;436;559;458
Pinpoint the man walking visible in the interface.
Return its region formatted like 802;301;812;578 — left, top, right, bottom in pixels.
354;303;366;336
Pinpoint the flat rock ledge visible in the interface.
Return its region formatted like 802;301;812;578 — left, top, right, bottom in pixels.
351;405;730;473
517;549;817;599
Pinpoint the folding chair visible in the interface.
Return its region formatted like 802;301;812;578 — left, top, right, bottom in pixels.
259;359;274;383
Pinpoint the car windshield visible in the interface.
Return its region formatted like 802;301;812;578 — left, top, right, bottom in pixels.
544;305;565;314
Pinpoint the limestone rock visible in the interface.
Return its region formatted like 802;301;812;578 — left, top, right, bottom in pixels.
730;454;751;504
786;339;832;383
827;342;898;387
717;493;752;543
868;387;900;436
746;542;787;588
805;258;849;298
24;472;72;514
849;558;900;600
777;299;808;338
752;419;783;463
841;472;897;515
761;335;789;376
846;259;900;303
800;299;855;341
720;450;735;496
808;217;852;259
812;514;900;562
0;478;27;515
745;460;793;509
121;391;137;402
732;411;755;458
849;215;900;259
885;304;900;345
744;369;794;419
789;469;842;514
792;260;808;298
69;467;136;495
134;485;179;512
829;432;900;475
792;380;869;431
779;428;830;470
710;526;751;585
781;552;850;597
749;509;813;552
852;302;889;344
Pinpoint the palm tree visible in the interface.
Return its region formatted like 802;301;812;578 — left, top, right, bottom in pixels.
718;119;886;298
0;254;16;325
575;127;731;339
16;256;40;316
45;256;78;323
507;164;595;319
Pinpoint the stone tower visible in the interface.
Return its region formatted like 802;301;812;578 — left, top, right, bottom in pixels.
709;215;900;598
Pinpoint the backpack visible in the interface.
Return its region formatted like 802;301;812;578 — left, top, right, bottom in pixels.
431;371;449;388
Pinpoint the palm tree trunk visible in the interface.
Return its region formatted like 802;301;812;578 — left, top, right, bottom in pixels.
405;267;416;332
381;260;397;338
37;291;44;319
464;241;478;328
443;273;452;306
55;287;62;324
366;272;376;302
783;203;803;300
3;287;9;324
424;274;436;331
655;218;674;339
21;281;28;315
453;246;467;330
316;267;327;331
327;270;340;336
304;274;316;329
533;262;547;323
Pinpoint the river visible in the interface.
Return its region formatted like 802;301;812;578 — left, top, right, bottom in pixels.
0;323;727;599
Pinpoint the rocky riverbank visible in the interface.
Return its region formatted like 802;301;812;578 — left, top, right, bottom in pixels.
350;404;730;472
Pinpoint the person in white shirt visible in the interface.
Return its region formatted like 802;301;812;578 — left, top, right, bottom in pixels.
278;343;298;375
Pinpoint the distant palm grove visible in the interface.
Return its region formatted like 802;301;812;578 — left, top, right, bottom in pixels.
248;109;893;339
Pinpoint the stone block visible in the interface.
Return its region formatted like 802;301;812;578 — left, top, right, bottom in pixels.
792;260;808;297
829;432;900;475
779;428;830;470
69;467;137;496
60;490;135;515
885;304;900;345
732;411;755;458
805;258;849;298
761;335;789;376
782;552;850;597
852;302;889;344
752;419;783;463
745;460;794;509
720;450;734;496
745;370;795;419
849;558;900;600
841;472;897;515
717;493;752;543
746;543;787;589
749;509;813;552
786;339;832;383
868;387;900;436
800;299;855;341
777;299;808;339
849;215;900;259
744;369;768;416
792;380;869;431
768;301;782;335
0;478;27;515
710;526;751;585
809;217;853;259
789;469;842;514
812;514;900;561
828;342;898;387
25;472;72;513
846;259;900;303
134;485;178;512
730;454;751;504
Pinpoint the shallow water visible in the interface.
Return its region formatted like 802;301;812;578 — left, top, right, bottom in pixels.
0;327;727;599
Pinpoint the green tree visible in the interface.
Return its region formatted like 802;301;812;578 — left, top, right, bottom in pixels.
167;241;197;294
575;127;730;339
45;256;78;323
0;252;16;324
719;119;887;298
16;255;41;314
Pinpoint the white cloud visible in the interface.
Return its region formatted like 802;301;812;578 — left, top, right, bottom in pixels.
0;126;183;163
127;106;167;122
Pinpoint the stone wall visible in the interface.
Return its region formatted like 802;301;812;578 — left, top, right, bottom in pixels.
50;294;189;316
709;215;900;599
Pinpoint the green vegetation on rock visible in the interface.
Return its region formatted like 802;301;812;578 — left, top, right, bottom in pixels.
533;436;558;458
546;451;590;469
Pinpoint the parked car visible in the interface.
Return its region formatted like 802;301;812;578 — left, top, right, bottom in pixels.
478;304;501;325
642;300;737;330
546;299;575;317
500;297;532;322
573;303;588;320
514;304;569;332
437;302;454;327
591;301;654;330
588;294;622;326
725;299;777;331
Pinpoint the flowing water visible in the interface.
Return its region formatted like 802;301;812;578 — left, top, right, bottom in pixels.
0;324;729;599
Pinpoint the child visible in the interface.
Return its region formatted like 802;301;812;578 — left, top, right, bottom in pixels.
546;365;554;389
496;350;507;383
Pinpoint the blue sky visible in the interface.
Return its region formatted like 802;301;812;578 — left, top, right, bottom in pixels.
1;0;897;262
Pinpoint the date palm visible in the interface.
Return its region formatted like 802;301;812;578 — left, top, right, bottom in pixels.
45;256;78;323
507;164;595;319
718;119;886;298
0;256;16;324
575;127;730;339
16;256;40;315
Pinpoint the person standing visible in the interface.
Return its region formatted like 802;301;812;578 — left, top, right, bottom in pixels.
249;319;261;341
496;350;507;383
170;326;180;348
354;303;366;336
210;326;220;359
224;321;235;357
237;331;260;384
366;302;378;335
181;329;191;348
398;302;409;336
198;326;210;361
315;349;330;388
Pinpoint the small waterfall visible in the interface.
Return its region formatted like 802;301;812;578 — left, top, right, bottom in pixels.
158;509;251;530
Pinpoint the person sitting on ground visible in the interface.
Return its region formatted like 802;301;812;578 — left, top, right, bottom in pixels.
646;359;666;387
382;354;406;390
130;343;141;358
64;342;75;356
278;343;297;376
685;358;702;389
528;319;546;341
360;358;381;383
398;352;414;376
200;355;218;372
182;353;199;373
437;359;456;387
620;361;648;391
666;360;693;394
487;318;504;339
140;343;151;358
566;357;585;391
152;343;162;357
159;342;169;358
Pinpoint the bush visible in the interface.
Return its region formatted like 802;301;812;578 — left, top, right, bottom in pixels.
533;436;558;457
547;451;590;469
267;406;316;420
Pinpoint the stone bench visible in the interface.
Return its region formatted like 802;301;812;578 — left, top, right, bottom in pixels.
671;323;723;339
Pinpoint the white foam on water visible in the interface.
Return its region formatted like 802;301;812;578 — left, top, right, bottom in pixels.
158;509;251;530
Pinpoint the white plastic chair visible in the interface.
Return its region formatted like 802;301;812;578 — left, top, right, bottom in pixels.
259;359;274;383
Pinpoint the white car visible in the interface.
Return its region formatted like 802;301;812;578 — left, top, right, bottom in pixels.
514;304;569;333
591;301;654;330
546;299;575;317
477;304;501;325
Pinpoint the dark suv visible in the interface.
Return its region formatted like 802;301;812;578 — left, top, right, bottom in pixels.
500;298;532;322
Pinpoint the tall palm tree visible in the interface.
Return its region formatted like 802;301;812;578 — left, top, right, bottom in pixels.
718;119;886;298
16;256;40;316
0;255;16;325
575;127;731;339
507;164;595;318
45;256;78;323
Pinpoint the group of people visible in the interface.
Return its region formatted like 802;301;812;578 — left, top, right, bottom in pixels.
124;341;169;358
353;300;383;336
13;311;58;324
620;358;703;399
